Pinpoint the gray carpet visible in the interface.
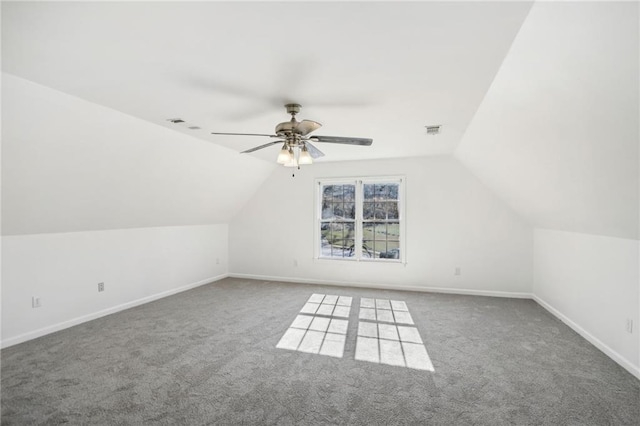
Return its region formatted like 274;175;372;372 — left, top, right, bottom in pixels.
2;277;639;425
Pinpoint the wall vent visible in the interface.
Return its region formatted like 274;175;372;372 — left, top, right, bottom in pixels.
425;125;441;135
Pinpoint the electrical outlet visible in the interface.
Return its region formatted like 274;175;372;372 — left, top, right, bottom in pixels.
32;296;41;308
216;257;220;265
626;319;633;334
293;259;298;267
98;282;105;292
454;267;461;276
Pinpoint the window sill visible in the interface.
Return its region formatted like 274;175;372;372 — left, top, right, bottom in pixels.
314;256;406;266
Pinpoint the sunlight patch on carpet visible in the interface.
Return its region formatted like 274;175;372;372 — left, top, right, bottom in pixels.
276;294;351;358
277;294;433;371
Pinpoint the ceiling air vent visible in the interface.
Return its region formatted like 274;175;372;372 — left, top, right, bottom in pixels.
425;125;441;135
167;118;185;124
188;126;201;130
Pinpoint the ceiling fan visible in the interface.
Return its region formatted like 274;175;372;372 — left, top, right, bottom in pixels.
211;104;373;168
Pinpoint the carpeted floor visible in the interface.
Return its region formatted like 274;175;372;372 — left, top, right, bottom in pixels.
2;277;639;425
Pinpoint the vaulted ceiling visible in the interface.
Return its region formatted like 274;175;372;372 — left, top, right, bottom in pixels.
2;1;638;239
2;1;533;161
456;1;638;239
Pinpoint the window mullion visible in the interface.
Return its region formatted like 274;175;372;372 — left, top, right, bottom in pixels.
355;180;363;260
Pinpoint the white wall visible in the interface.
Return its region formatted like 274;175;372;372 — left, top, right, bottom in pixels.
452;1;640;378
1;74;270;346
230;156;533;296
1;224;228;347
533;229;639;378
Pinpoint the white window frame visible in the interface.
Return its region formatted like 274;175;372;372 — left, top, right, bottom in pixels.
314;176;406;264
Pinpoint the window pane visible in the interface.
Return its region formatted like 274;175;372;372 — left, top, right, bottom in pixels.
320;223;330;239
344;202;355;219
363;202;375;220
327;223;343;244
332;185;344;200
344;185;355;201
362;240;374;258
321;201;333;219
320;224;331;256
345;222;355;239
321;184;355;218
332;202;344;218
344;240;355;257
323;185;334;201
387;240;400;250
363;223;375;241
387;202;399;219
388;184;399;200
374;241;387;257
320;221;356;259
380;247;400;259
339;236;348;245
364;184;375;200
387;223;400;241
375;203;386;220
364;183;399;201
322;200;357;221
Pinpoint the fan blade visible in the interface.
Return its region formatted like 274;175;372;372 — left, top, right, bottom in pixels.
241;140;284;154
310;135;373;146
212;132;277;137
304;141;325;159
295;120;322;136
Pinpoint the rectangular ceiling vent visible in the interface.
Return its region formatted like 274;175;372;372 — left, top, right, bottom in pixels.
167;118;185;124
425;125;441;135
188;126;201;130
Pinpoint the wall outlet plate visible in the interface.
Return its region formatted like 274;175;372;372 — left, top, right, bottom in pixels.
32;296;41;308
98;282;105;292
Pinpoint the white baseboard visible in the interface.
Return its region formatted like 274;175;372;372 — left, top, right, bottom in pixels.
533;295;640;380
228;273;533;299
5;272;637;381
231;273;638;379
1;273;229;349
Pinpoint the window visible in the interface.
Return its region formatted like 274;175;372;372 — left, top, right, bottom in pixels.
316;177;404;262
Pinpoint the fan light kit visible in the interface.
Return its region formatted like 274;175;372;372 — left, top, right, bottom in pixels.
211;104;373;169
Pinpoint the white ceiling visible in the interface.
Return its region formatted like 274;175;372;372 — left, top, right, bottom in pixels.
456;1;639;239
2;73;275;235
3;1;637;240
1;1;533;163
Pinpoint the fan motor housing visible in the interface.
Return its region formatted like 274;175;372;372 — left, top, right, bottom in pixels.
276;121;310;138
275;121;296;134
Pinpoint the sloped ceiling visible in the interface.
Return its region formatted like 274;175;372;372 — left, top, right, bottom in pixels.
3;1;637;240
456;1;639;240
2;74;275;235
1;1;533;162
